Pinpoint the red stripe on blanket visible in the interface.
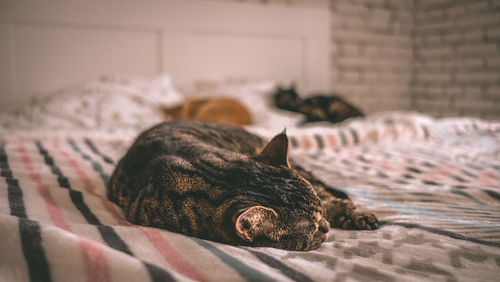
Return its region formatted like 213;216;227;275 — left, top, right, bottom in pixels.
100;200;207;281
107;203;207;281
140;227;207;282
80;239;111;282
300;136;313;150
104;197;207;282
19;144;72;231
326;134;337;148
18;143;111;282
59;139;206;281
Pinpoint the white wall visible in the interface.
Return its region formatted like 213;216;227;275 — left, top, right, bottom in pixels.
0;0;330;111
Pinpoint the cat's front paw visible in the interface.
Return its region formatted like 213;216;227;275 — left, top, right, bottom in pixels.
342;212;379;230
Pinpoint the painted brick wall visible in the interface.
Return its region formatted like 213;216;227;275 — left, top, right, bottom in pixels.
329;0;414;114
413;0;500;120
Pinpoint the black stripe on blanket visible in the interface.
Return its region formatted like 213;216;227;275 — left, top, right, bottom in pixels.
144;264;175;282
84;138;115;165
381;221;500;248
37;140;175;282
193;238;274;282
313;135;324;149
339;130;348;146
19;219;52;282
421;125;430;139
483;189;500;201
246;249;314;282
349;128;359;145
35;141;71;189
68;139;109;183
0;144;52;282
37;140;133;254
290;137;299;148
452;190;485;205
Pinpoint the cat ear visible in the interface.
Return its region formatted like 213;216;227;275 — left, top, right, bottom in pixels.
234;206;277;242
253;129;289;167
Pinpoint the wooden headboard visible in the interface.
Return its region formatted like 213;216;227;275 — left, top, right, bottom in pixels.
0;0;329;111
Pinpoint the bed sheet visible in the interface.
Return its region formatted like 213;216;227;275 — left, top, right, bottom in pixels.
0;75;301;134
1;112;499;282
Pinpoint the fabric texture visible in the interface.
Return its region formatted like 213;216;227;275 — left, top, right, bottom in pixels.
1;113;500;282
0;75;184;133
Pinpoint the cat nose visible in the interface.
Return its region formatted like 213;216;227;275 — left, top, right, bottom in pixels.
319;218;330;233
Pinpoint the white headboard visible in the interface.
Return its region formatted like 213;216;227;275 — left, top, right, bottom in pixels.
0;0;330;111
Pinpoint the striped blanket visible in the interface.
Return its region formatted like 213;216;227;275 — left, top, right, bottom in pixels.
1;112;500;282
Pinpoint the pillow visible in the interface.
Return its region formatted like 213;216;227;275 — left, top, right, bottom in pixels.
96;75;184;130
178;79;277;125
1;75;184;132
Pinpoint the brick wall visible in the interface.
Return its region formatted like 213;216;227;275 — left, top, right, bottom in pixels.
330;0;500;119
413;0;500;120
329;0;415;114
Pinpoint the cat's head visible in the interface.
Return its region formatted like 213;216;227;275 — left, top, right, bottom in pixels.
227;131;330;251
273;85;302;112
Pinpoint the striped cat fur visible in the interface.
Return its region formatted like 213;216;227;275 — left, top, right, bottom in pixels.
108;120;378;251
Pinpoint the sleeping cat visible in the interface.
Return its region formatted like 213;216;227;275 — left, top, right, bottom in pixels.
108;120;378;251
162;97;252;127
273;86;364;124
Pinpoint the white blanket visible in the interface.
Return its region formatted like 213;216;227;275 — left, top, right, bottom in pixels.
1;112;499;282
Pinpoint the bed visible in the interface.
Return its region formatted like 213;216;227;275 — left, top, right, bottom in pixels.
1;1;500;282
1;75;500;282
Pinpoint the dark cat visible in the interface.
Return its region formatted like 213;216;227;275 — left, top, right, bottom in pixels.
108;120;378;251
273;86;364;124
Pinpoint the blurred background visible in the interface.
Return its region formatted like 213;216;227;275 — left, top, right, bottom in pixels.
1;0;499;120
329;0;500;119
230;0;500;120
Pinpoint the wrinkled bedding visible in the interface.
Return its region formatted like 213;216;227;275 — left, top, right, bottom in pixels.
0;75;301;133
1;110;499;282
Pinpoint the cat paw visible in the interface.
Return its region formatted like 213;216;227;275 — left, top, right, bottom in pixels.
326;198;379;230
341;213;379;230
326;198;356;216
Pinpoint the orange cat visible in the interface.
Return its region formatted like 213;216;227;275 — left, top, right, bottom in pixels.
163;97;252;127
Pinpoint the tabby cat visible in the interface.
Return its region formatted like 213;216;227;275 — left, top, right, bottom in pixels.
108;120;378;251
273;86;364;124
162;97;252;127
